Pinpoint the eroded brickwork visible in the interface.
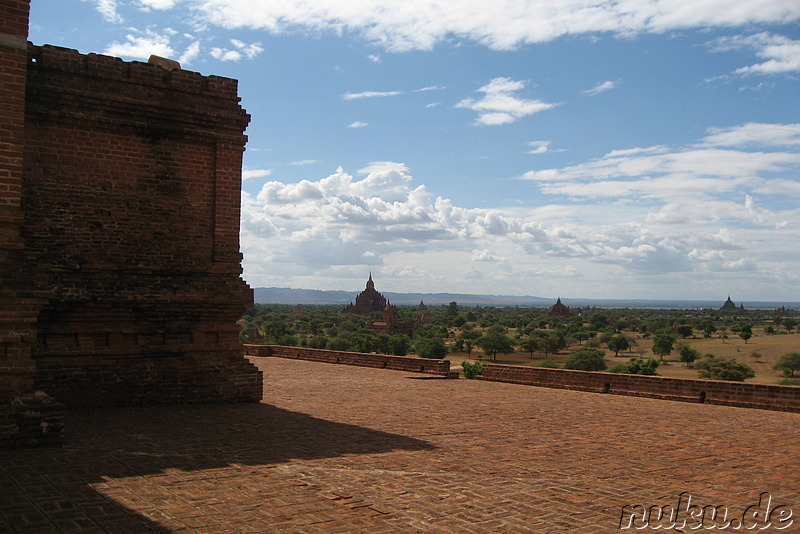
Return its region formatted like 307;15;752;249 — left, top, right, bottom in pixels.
1;0;261;446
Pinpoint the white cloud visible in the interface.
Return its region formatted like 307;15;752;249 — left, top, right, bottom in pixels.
527;140;564;155
90;0;123;23
456;77;558;126
711;32;800;76
583;80;618;95
193;0;800;52
210;39;264;61
348;121;369;128
179;40;201;64
289;160;318;166
701;123;800;147
242;169;272;181
367;54;381;63
105;27;174;59
240;123;800;298
343;90;403;100
137;0;177;9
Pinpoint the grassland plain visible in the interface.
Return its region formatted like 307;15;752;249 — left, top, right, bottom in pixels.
449;330;800;384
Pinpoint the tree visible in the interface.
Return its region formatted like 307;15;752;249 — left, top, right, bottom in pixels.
563;348;607;371
520;337;540;358
652;333;676;362
698;359;755;382
738;324;752;344
679;344;699;367
774;352;800;377
538;334;564;358
606;334;630;356
476;332;516;361
387;334;411;356
459;329;482;357
415;337;448;359
676;325;693;339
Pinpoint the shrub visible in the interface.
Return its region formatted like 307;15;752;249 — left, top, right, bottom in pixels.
461;361;483;379
607;358;659;375
608;363;631;373
536;358;560;368
777;378;800;386
628;358;660;376
698;359;755;382
563;348;607;371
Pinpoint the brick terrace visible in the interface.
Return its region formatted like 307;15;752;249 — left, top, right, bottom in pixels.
1;357;798;533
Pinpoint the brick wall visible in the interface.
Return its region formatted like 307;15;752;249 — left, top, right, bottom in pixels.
0;0;62;448
480;364;800;412
1;0;262;447
20;43;263;408
244;345;455;376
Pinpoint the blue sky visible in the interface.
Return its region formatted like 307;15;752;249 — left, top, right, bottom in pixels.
29;0;800;301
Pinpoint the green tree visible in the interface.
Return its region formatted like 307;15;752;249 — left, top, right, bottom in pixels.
563;348;607;371
774;352;800;377
652;333;676;362
520;337;540;358
387;334;411;356
698;359;755;381
606;334;630;356
459;329;482;357
739;324;752;344
679;344;699;367
476;332;516;361
676;325;693;339
415;337;448;359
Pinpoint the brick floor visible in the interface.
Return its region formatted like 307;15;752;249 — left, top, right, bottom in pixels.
1;357;798;533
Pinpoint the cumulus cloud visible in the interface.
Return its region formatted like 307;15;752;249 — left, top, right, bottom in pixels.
241;123;800;298
191;0;800;52
105;27;175;59
456;78;558;126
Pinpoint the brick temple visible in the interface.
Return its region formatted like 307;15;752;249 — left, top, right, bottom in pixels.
1;0;262;448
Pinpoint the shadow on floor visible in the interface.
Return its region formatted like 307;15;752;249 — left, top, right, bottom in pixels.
0;403;434;532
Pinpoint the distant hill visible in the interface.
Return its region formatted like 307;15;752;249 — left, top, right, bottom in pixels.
252;287;799;310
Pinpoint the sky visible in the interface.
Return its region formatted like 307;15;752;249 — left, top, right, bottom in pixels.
28;0;800;302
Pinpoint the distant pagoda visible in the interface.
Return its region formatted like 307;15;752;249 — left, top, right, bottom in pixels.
720;296;737;311
720;296;746;313
549;297;573;317
344;273;388;315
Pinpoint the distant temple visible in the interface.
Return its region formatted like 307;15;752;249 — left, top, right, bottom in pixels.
720;296;746;313
344;273;387;315
720;296;737;311
549;297;573;317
